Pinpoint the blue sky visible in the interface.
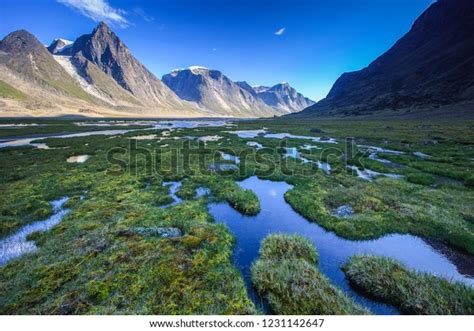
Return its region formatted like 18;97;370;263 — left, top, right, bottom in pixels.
0;0;434;100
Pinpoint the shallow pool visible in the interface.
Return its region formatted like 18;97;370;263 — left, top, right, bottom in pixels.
208;176;473;314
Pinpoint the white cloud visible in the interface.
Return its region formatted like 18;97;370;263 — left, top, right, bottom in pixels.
133;6;154;22
274;27;286;36
57;0;129;27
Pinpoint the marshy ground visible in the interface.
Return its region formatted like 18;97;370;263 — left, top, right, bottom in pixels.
0;117;472;314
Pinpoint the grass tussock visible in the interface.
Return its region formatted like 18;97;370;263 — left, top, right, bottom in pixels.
406;173;435;186
342;255;474;314
251;234;368;315
0;118;473;315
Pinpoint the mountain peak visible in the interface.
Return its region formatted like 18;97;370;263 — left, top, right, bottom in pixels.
256;82;315;113
162;68;277;116
93;21;112;35
0;29;44;53
171;66;211;75
47;38;73;55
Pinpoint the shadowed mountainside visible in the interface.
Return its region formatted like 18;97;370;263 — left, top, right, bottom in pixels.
297;0;474;117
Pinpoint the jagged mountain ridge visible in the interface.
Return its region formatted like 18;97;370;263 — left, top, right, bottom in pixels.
47;38;73;55
298;0;474;117
162;67;278;117
0;29;97;103
0;24;202;116
67;22;194;110
238;81;315;113
0;22;313;117
162;67;314;116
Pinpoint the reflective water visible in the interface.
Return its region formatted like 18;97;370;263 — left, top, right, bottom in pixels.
227;129;337;144
227;129;267;139
208;176;473;314
220;151;241;164
358;145;405;167
196;187;211;198
66;155;90;163
284;147;331;174
161;182;183;208
0;129;131;149
152;120;229;130
0;197;70;266
413;151;431;159
264;133;337;144
246;142;263;149
347;165;404;181
0;120;230;149
0;123;44;127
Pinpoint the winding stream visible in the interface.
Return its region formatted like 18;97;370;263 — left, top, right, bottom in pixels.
0;197;70;266
207;176;473;314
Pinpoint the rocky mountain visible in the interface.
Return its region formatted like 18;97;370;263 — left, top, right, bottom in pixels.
235;81;258;97
47;38;73;55
162;68;314;116
299;0;474;117
0;29;98;106
0;22;311;118
0;23;203;117
252;85;271;94
66;22;197;111
162;66;278;117
251;82;315;113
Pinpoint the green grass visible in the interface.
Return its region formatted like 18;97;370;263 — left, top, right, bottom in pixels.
0;174;256;314
251;234;368;314
343;255;474;314
0;80;26;100
0;117;473;315
406;173;435;186
465;175;474;188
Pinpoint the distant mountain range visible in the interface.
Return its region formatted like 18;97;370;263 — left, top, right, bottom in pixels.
297;0;474;117
162;68;314;116
1;0;472;118
235;82;314;113
0;22;312;118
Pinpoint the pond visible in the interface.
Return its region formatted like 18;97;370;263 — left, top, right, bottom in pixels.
66;155;90;163
207;176;473;314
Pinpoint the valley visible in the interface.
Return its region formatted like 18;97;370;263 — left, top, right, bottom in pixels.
0;117;472;314
1;0;473;319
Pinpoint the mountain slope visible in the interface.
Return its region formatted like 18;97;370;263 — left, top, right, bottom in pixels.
162;66;278;117
257;82;314;113
236;81;314;113
299;0;474;116
69;22;194;111
47;38;73;55
0;30;94;103
0;25;204;117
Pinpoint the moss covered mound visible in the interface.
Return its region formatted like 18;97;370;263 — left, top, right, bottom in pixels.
251;234;368;315
343;255;474;315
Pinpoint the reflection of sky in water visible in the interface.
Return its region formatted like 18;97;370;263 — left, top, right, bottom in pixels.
208;176;473;314
0;197;70;266
0;120;229;149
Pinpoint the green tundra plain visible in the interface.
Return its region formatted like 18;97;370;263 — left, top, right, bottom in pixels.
0;117;473;314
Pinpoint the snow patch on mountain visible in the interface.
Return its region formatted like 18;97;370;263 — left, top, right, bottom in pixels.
53;55;116;105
